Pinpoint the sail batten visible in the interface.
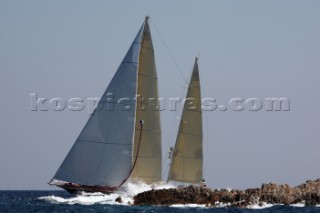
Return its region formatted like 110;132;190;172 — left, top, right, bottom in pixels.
168;58;203;184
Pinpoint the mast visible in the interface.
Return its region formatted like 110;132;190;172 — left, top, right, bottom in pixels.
167;57;203;184
50;18;156;188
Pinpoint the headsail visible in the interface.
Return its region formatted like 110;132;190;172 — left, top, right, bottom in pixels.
51;17;161;189
168;57;203;184
131;18;162;183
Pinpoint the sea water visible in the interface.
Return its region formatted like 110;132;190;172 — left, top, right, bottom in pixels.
1;182;320;213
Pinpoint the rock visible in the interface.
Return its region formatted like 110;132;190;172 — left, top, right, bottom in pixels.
305;199;317;206
208;194;219;204
115;196;122;203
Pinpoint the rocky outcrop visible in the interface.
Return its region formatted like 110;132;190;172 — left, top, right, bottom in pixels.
260;183;294;204
295;179;320;206
260;179;320;206
134;185;261;207
134;185;212;206
133;179;320;207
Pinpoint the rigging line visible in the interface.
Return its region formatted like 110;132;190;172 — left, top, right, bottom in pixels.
163;165;169;181
118;121;144;187
149;20;189;86
149;20;191;179
165;75;189;146
200;66;209;180
160;84;185;172
48;178;55;189
161;84;188;179
118;19;147;187
204;110;209;179
162;61;193;180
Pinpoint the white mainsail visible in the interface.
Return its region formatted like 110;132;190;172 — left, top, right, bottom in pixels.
168;57;203;184
51;17;161;191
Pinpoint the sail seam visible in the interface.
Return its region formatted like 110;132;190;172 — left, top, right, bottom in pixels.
122;62;138;64
178;131;202;137
97;101;136;106
141;47;154;51
137;129;160;133
77;139;132;145
174;156;202;159
188;86;200;89
138;73;156;78
134;156;161;158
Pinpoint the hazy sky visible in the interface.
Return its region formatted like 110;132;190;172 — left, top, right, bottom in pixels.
1;0;320;190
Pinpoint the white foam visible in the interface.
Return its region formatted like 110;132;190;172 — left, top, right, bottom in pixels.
39;181;175;206
290;202;305;207
290;202;320;208
170;204;207;208
246;202;274;209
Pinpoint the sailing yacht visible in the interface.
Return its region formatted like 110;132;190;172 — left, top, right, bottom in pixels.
167;57;204;185
49;17;162;194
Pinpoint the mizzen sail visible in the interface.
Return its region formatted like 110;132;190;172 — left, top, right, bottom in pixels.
168;57;203;184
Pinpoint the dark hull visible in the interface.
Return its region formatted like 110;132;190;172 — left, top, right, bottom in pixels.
57;184;119;194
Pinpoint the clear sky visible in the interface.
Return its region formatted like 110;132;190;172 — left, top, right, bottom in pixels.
1;0;320;190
